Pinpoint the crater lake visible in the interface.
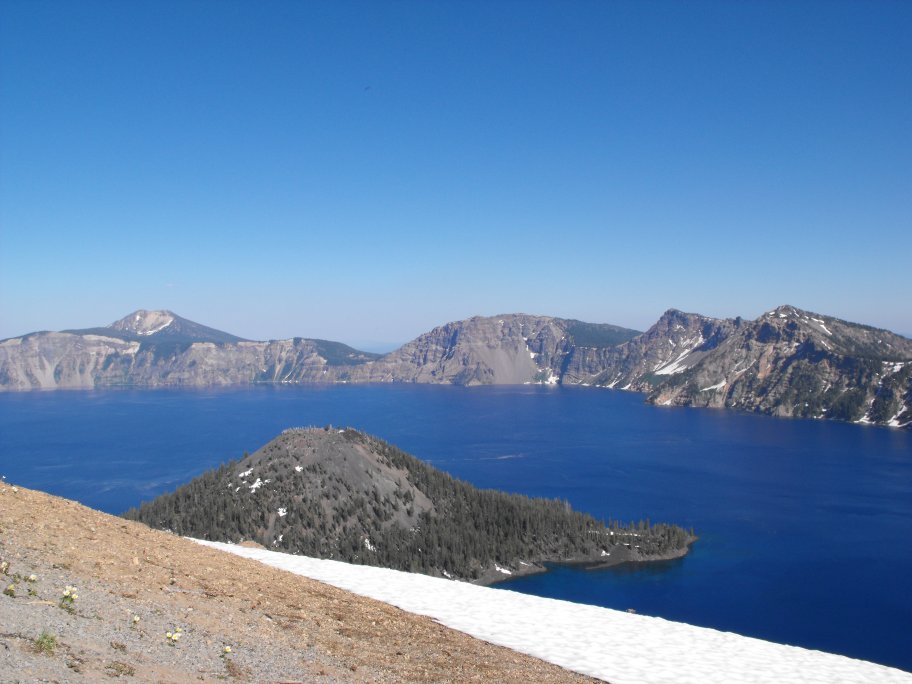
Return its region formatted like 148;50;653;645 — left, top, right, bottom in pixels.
1;384;910;670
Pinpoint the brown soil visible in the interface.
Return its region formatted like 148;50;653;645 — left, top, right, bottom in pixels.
0;482;596;683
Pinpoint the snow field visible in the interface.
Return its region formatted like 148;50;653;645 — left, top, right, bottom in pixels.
195;541;911;684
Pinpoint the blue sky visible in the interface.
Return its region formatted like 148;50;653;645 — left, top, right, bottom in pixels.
1;1;910;348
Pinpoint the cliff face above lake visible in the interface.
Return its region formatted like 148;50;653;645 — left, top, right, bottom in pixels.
0;311;637;390
0;310;381;390
124;427;693;583
2;306;909;428
339;315;640;385
638;306;912;426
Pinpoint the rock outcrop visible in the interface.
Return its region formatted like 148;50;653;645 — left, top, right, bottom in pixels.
0;311;636;390
0;310;380;390
636;306;912;427
2;306;910;428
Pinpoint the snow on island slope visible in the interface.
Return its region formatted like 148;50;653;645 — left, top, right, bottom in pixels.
196;541;911;684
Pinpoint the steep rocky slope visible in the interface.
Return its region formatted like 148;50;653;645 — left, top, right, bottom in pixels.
0;481;593;683
630;306;911;426
344;315;639;385
69;309;248;344
125;428;693;583
0;311;636;390
552;306;912;428
0;310;380;390
2;306;909;427
562;309;740;390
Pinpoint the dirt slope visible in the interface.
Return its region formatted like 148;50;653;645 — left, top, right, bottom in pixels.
0;482;593;683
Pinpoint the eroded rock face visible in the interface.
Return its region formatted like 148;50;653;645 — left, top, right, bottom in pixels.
641;306;912;427
0;310;379;390
0;312;640;390
562;309;740;390
2;306;910;428
0;333;138;389
344;315;573;385
0;334;335;389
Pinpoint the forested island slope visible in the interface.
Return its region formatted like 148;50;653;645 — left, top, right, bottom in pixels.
124;427;693;583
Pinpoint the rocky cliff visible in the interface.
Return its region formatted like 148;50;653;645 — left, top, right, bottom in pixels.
342;315;639;385
561;309;741;390
0;310;380;390
636;306;912;427
2;306;910;428
0;311;636;390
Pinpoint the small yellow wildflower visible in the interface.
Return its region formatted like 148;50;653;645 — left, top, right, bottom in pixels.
27;574;37;583
223;645;232;654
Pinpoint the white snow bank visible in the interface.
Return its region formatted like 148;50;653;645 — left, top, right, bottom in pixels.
811;318;833;335
194;541;911;684
138;319;173;335
654;339;703;376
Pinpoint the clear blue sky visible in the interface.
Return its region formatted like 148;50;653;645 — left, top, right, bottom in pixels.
2;0;910;348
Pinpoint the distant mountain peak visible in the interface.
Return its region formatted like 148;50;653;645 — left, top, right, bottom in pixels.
657;308;708;321
93;309;246;344
110;310;177;336
767;304;807;317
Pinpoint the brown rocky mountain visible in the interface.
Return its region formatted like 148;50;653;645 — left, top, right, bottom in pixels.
1;306;909;428
640;306;912;425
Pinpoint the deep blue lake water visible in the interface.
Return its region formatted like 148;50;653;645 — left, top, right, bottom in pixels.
1;385;910;671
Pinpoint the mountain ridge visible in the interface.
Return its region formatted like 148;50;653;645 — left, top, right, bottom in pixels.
1;306;909;428
68;309;249;345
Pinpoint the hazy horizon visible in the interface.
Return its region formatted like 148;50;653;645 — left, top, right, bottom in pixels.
3;303;911;354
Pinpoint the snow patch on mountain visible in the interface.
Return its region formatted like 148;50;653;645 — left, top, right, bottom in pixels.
111;310;176;336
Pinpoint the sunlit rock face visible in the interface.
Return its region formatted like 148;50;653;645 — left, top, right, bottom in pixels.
640;306;912;427
1;307;909;428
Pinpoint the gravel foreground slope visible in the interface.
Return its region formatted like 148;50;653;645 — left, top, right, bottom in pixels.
0;482;593;683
